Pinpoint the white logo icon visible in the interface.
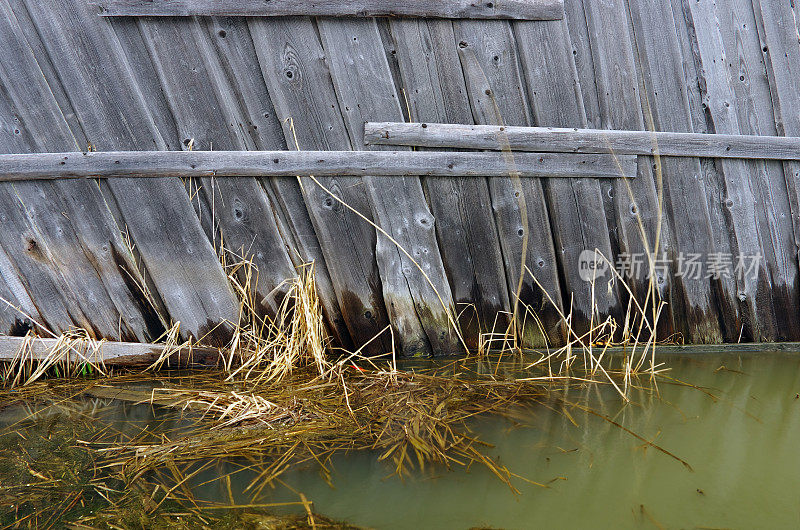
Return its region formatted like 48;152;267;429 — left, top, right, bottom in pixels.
578;250;608;282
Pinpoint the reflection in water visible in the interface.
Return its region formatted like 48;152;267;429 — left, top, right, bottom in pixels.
1;353;799;528
251;354;800;529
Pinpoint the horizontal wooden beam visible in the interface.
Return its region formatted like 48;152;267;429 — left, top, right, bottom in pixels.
0;150;635;180
0;335;220;367
365;122;800;161
94;0;564;20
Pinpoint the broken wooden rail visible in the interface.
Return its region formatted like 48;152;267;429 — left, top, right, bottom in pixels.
94;0;564;20
365;122;800;161
0;150;636;180
0;335;220;367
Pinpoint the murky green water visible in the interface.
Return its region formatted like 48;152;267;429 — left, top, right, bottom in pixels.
2;352;799;528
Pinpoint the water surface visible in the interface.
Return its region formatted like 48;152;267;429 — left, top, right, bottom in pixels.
1;352;798;528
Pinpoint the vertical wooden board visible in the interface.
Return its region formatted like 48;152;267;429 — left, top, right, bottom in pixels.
0;238;40;335
0;0;160;341
625;1;723;342
512;17;622;335
135;17;302;319
0;81;75;335
248;16;390;352
16;0;240;344
562;0;620;258
453;19;564;346
317;17;462;355
202;16;350;346
750;0;800;339
580;0;674;320
561;0;601;128
684;0;778;341
669;0;738;338
387;18;511;347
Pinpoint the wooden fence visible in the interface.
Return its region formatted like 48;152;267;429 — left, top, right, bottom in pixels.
0;0;799;355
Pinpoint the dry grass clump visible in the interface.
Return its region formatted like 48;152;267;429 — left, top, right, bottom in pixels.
1;329;108;387
222;261;328;384
0;242;673;528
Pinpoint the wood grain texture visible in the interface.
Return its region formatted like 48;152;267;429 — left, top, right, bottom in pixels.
669;0;739;339
624;0;721;342
366;122;800;160
388;18;511;347
94;0;565;20
511;16;621;334
0;0;799;350
0;0;159;341
17;0;240;345
750;0;800;340
0;150;636;180
249;16;389;353
0;335;221;366
317;17;462;355
685;0;777;341
580;0;673;323
134;16;300;321
454;19;564;347
200;16;349;346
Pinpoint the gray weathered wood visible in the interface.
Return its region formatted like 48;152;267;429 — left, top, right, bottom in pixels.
751;0;800;340
249;16;386;352
685;0;776;341
94;0;565;20
0;335;220;366
669;0;740;339
511;16;621;335
18;0;240;345
0;150;636;180
0;0;160;341
200;16;349;346
625;0;722;342
317;17;463;355
0;238;44;335
366;121;800;160
135;17;300;320
388;18;511;347
580;0;673;329
454;19;564;347
721;0;800;341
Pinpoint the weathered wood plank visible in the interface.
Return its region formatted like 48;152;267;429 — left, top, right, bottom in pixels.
0;0;161;341
751;2;800;252
366;121;800;160
669;0;740;339
685;0;777;341
388;18;511;347
511;17;621;335
560;0;600;129
0;150;636;180
0;239;42;335
95;0;565;20
723;0;800;341
135;17;300;320
0;335;220;366
316;17;463;355
200;16;350;346
248;17;386;352
17;0;240;345
453;20;564;347
625;0;722;342
579;0;674;320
